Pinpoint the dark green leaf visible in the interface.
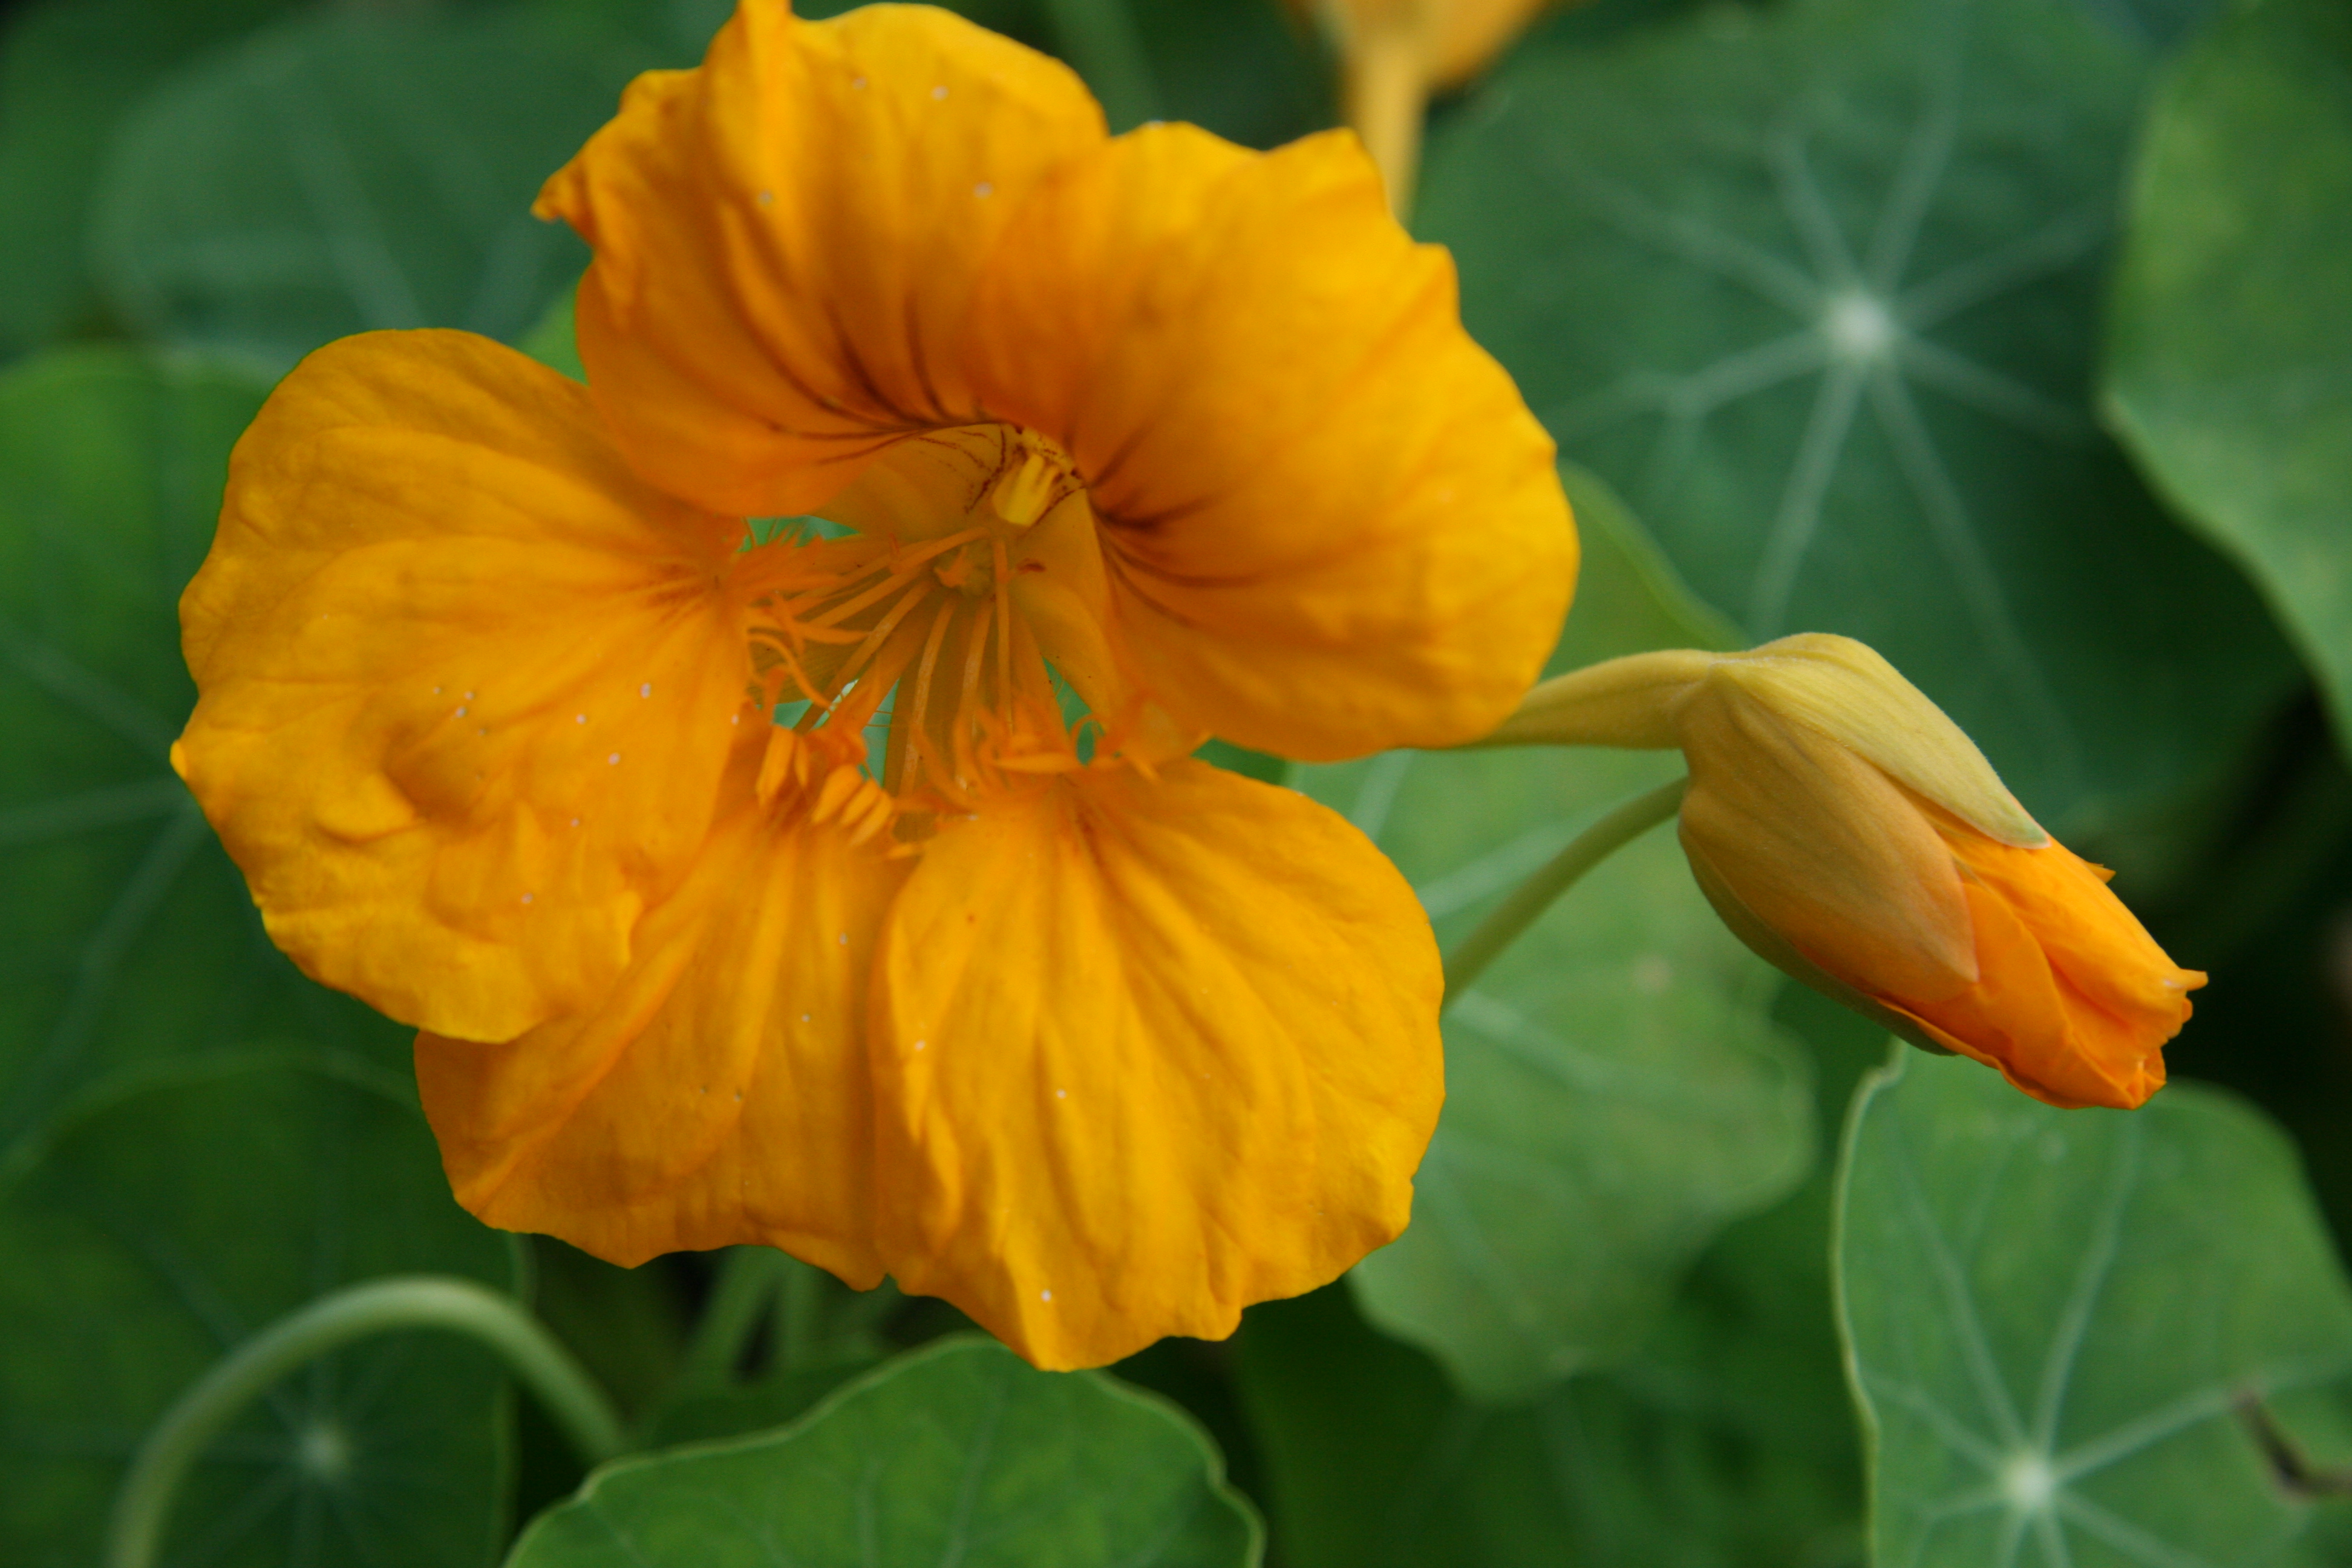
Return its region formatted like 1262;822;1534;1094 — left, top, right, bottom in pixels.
0;0;294;357
1121;0;1331;151
506;1336;1263;1567
2105;0;2352;759
2075;0;2223;52
88;8;656;373
1295;466;1812;1400
1419;0;2298;841
1837;1049;2352;1564
0;347;407;1160
1230;980;1890;1567
639;1361;881;1449
1233;1174;1865;1567
0;1053;520;1567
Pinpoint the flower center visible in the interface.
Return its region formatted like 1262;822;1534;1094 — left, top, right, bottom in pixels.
740;425;1099;837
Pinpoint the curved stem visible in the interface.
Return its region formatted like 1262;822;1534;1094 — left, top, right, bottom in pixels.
676;1247;791;1396
1441;776;1689;1006
1345;19;1428;218
777;1258;828;1374
108;1275;625;1568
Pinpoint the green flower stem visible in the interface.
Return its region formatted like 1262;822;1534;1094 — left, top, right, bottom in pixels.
1441;776;1690;1007
1039;0;1161;131
107;1275;624;1568
676;1247;794;1394
776;1255;829;1374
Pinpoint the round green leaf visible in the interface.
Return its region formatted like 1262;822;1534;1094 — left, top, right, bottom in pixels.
1835;1050;2352;1566
506;1336;1263;1567
0;1054;521;1567
0;347;405;1159
1298;467;1814;1401
1417;0;2297;838
2105;0;2352;759
89;8;653;373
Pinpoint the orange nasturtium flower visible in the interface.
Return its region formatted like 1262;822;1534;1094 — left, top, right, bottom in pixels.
169;2;1575;1368
1494;635;2202;1111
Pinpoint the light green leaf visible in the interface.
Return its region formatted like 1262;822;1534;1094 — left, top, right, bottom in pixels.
2105;0;2352;759
0;1053;520;1568
1835;1048;2352;1566
1298;464;1814;1401
506;1336;1263;1567
0;347;407;1160
1418;0;2298;841
88;8;655;374
518;281;584;384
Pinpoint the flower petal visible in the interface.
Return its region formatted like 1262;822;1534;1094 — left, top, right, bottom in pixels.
869;759;1443;1368
417;777;907;1276
172;330;750;1043
1894;831;2200;1109
538;3;1105;517
969;123;1575;760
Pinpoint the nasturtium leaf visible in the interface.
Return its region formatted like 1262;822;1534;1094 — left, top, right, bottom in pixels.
1417;0;2298;841
2105;0;2352;759
1120;0;1330;150
1233;1167;1864;1567
1230;985;1892;1566
1837;1048;2352;1566
88;7;653;374
1296;465;1814;1401
2075;0;2224;51
506;1336;1264;1567
0;1053;521;1568
639;1361;881;1449
0;348;407;1161
0;0;294;358
518;281;586;384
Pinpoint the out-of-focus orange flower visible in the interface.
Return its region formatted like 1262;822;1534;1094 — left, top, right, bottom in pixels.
1491;635;2202;1110
1290;0;1567;211
1302;0;1563;91
171;2;1575;1368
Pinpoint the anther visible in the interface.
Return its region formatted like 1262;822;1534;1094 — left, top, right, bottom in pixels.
989;445;1059;529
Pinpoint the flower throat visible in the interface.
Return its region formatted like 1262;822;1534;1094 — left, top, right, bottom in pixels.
741;425;1111;841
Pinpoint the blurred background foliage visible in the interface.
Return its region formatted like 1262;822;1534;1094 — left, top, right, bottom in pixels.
1;0;2348;1563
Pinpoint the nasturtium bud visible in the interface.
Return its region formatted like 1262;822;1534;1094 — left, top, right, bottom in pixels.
1495;634;2203;1110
